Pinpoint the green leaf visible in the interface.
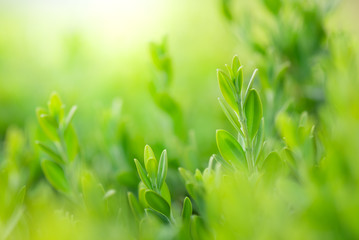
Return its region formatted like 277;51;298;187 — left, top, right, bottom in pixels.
178;167;194;183
253;118;264;163
231;55;241;75
144;145;158;181
134;159;151;189
36;141;64;164
262;152;282;176
15;186;26;207
283;147;296;169
64;125;78;162
182;197;192;223
146;158;157;184
221;0;233;20
160;182;171;206
216;129;246;166
231;56;243;94
218;98;243;136
47;92;64;123
212;154;233;171
244;69;258;100
41;160;69;193
217;69;238;112
191;215;212;240
157;149;168;191
263;0;282;15
36;108;58;141
117;171;139;189
144;190;171;218
144;145;156;164
64;105;77;131
81;171;106;212
144;208;171;224
244;89;263;140
128;192;144;222
139;182;149;208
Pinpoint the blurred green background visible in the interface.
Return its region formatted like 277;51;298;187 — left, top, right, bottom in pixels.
0;0;357;160
1;0;359;239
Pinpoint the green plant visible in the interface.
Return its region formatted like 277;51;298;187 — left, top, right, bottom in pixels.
35;92;79;195
127;145;202;239
215;56;265;172
0;1;359;239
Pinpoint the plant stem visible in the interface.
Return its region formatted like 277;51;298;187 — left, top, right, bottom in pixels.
237;99;255;172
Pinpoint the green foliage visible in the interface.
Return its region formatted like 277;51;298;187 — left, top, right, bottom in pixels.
41;159;69;193
216;56;264;172
0;1;358;239
216;129;246;168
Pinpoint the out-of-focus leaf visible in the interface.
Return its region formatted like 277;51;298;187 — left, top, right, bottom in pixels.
128;192;143;222
41;160;69;193
117;171;139;189
253;118;264;163
36;108;58;141
181;197;192;223
262;152;282;176
212;154;233;171
48;92;64;123
64;105;77;131
263;0;282;15
191;215;212;240
81;171;106;212
64;125;78;162
221;0;233;20
160;182;171;206
15;186;26;207
36;141;63;164
139;182;149;208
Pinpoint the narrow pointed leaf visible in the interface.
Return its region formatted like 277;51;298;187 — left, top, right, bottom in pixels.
157;149;168;190
244;89;263;140
182;197;192;223
235;66;243;94
253;118;264;163
231;55;241;76
134;159;151;189
128;192;144;222
64;105;77;131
